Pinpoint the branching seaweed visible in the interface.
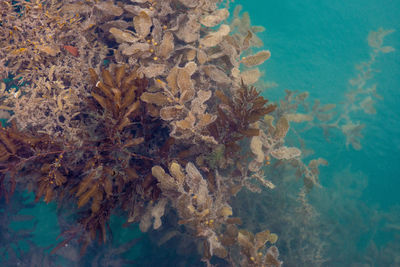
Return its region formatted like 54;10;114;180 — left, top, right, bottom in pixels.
0;0;348;266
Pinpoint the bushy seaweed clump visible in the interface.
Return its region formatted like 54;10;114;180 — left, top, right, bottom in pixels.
0;0;327;266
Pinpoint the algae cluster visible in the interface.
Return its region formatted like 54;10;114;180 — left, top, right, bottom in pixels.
0;0;349;266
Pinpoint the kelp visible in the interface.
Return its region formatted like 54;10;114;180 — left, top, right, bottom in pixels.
0;64;282;265
0;0;317;266
209;82;276;151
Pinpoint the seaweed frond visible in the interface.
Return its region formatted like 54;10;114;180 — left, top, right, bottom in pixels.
209;82;276;155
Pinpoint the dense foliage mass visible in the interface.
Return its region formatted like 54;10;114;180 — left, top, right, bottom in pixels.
0;0;356;266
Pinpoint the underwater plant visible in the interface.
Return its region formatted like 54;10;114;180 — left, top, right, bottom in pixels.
0;0;351;266
273;27;395;151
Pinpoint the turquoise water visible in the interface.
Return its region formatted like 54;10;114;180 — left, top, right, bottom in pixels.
1;0;399;266
246;0;400;204
242;0;400;205
241;0;400;265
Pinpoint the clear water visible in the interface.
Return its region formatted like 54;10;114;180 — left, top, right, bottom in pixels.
1;0;399;266
241;0;400;265
243;0;400;205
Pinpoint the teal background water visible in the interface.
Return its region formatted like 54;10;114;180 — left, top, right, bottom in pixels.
1;0;399;266
241;0;400;206
240;0;400;265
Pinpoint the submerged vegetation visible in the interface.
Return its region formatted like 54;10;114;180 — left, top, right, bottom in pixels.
0;0;303;265
0;0;396;266
272;27;395;151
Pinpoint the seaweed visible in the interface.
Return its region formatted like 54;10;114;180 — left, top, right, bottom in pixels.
1;65;169;254
0;0;309;265
209;82;276;158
